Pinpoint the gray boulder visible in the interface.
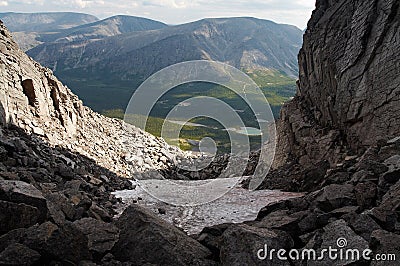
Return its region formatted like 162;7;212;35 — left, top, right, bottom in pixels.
0;200;41;234
73;218;119;258
0;243;40;266
220;224;293;265
370;230;400;266
112;204;211;265
0;180;48;221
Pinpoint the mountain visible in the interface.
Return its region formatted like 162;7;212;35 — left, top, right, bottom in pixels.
29;17;301;76
45;15;168;43
0;13;168;51
0;12;99;50
0;12;99;32
27;17;302;112
273;0;400;173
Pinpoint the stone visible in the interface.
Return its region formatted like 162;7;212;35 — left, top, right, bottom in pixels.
0;221;91;263
0;180;47;221
354;182;377;210
73;218;119;258
254;210;304;234
0;145;7;161
343;213;381;241
46;192;76;225
329;206;360;217
22;222;91;263
304;220;369;265
112;205;211;265
350;170;378;184
0;243;41;266
219;224;293;265
197;223;231;261
312;184;356;212
384;155;400;171
370;230;400;266
0;200;41;234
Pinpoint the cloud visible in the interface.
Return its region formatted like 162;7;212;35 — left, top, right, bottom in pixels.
142;0;194;9
4;0;315;28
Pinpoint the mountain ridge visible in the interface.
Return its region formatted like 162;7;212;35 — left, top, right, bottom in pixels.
28;16;302;77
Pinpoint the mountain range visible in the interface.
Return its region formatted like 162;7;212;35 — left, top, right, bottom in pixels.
3;13;302;113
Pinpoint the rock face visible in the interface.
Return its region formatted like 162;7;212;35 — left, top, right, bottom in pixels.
274;0;400;169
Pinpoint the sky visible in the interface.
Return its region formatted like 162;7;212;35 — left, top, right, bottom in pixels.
0;0;315;29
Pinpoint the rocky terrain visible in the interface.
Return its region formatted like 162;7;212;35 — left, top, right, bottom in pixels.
0;0;399;265
0;19;219;265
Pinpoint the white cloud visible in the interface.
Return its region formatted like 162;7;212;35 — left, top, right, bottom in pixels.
4;0;315;28
142;0;194;8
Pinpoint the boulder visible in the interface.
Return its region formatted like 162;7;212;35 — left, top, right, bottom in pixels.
343;213;381;241
219;224;293;265
45;192;76;225
0;222;91;264
254;210;306;235
0;200;41;234
197;223;231;261
354;182;377;210
371;179;400;231
312;184;356;212
112;205;211;265
0;180;47;221
304;220;369;265
0;243;40;266
73;218;119;258
370;230;400;266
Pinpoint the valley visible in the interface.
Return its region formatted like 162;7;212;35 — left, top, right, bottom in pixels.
2;13;301;152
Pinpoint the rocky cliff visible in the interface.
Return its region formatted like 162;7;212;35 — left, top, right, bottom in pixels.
274;0;400;170
197;1;400;264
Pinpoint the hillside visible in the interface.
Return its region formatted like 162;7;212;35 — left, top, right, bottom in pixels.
0;12;99;32
35;15;169;44
0;12;99;50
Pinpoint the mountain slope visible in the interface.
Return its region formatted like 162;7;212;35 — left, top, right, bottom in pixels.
40;15;168;43
0;12;100;50
0;20;185;178
29;17;302;77
0;12;99;32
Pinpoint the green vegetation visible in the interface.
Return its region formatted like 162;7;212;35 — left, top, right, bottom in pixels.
61;67;296;152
